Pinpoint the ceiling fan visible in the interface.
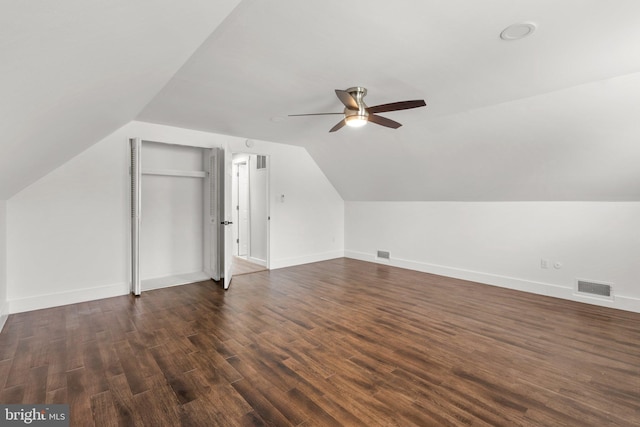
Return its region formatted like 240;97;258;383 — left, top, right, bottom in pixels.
289;87;426;132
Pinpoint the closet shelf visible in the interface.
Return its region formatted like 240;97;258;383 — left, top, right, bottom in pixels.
142;168;207;178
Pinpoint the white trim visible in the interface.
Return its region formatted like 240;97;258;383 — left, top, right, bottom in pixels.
0;301;9;332
137;137;221;150
7;271;213;314
247;256;267;267
271;250;344;270
142;168;207;178
142;271;211;291
344;250;640;314
9;282;130;314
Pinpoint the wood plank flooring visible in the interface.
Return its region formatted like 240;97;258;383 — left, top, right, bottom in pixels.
232;257;268;276
1;258;639;426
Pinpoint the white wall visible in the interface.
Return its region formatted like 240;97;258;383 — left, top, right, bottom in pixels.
7;128;130;312
345;202;640;313
0;201;8;331
6;121;344;313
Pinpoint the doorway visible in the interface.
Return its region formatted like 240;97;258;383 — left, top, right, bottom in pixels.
231;153;269;274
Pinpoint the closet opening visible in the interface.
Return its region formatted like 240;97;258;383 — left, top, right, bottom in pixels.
129;138;270;295
130;138;224;295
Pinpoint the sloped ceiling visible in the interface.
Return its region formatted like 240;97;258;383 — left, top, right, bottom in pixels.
139;0;640;201
4;0;640;201
0;0;241;199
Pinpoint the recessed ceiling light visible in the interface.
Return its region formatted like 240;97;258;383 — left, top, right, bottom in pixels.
500;22;536;41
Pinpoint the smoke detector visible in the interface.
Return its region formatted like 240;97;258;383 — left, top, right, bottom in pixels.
500;22;536;41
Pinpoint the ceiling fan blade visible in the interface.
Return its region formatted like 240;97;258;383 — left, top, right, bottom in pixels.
367;100;426;114
335;90;359;110
329;119;347;132
368;114;402;129
288;112;343;116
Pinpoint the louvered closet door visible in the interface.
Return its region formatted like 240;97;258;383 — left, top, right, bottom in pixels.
129;138;142;295
204;148;221;281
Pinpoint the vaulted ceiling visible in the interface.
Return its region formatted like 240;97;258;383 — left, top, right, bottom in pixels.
0;0;241;199
4;0;640;200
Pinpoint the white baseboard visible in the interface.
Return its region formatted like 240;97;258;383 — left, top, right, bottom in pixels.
142;271;211;291
9;282;130;314
271;250;344;270
0;301;9;332
8;271;214;315
247;256;267;267
345;250;640;314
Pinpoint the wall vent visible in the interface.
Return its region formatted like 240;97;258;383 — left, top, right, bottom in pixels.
256;155;267;169
576;280;613;299
377;250;390;260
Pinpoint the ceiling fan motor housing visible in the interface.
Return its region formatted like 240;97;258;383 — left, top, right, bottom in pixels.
344;87;369;120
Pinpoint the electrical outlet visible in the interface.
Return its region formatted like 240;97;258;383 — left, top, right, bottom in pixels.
541;259;549;269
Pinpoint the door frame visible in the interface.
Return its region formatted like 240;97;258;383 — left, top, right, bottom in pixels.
230;151;271;269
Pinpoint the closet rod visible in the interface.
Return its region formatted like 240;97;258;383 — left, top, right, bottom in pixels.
142;168;207;178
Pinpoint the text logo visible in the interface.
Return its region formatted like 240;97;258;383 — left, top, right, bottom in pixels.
1;405;69;426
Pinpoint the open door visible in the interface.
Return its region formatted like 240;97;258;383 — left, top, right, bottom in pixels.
222;143;234;289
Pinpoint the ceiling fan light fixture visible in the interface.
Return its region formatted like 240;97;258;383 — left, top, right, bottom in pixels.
345;115;368;128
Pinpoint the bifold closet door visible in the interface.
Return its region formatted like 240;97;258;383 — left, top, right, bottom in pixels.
208;145;235;289
204;148;221;281
130;137;142;296
203;145;235;287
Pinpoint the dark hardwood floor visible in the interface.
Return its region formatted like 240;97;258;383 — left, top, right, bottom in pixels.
1;258;639;426
232;257;268;276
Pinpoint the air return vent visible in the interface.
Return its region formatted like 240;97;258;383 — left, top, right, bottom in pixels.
576;280;613;299
377;250;390;260
256;155;267;169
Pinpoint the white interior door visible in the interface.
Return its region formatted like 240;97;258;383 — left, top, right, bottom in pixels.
204;148;220;280
222;143;234;289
